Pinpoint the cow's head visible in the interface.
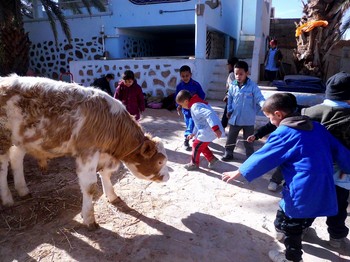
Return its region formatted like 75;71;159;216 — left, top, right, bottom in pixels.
123;136;169;182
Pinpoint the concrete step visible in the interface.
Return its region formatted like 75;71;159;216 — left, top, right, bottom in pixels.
240;35;255;41
206;89;226;100
237;40;254;59
210;71;228;82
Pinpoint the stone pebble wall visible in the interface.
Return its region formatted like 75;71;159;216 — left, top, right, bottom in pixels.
70;59;196;97
29;35;156;80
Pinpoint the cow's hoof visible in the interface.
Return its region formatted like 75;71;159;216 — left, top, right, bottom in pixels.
87;222;100;231
17;186;30;197
20;193;33;200
109;196;122;205
2;194;14;206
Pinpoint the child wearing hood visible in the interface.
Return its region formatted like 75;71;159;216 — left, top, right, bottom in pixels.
223;93;350;262
176;90;224;171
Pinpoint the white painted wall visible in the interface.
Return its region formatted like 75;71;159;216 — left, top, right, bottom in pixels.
241;1;257;35
251;0;272;82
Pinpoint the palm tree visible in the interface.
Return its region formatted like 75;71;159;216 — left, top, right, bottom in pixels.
0;0;105;76
294;0;350;79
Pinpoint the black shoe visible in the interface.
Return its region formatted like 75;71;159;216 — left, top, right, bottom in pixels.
221;154;234;162
183;139;191;151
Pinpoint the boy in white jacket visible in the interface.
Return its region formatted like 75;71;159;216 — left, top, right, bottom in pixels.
176;90;224;171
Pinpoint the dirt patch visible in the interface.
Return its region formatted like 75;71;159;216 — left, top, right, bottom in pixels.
1;104;349;262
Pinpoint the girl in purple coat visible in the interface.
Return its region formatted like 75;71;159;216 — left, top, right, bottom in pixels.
114;70;145;120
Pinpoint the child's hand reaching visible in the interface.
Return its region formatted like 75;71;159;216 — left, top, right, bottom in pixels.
187;134;195;140
176;106;182;116
214;129;222;139
222;170;242;183
247;135;256;143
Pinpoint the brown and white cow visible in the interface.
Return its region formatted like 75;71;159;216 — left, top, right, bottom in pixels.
0;74;169;228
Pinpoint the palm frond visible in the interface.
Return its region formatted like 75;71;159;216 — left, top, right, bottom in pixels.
81;0;92;14
90;0;106;12
41;0;71;44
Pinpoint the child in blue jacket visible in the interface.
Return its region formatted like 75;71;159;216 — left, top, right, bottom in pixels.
176;90;224;171
175;65;206;151
222;60;265;161
223;93;350;262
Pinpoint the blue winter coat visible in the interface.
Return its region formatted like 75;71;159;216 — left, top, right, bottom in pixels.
239;116;350;218
227;78;265;126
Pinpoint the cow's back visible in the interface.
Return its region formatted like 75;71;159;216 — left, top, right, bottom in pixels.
0;74;142;160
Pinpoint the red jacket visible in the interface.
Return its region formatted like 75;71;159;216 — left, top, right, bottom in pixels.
114;80;145;120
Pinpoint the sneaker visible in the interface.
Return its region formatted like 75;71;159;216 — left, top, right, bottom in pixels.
268;250;303;262
208;157;219;169
275;228;286;242
183;140;192;151
268;181;278;191
329;237;345;248
184;163;199;171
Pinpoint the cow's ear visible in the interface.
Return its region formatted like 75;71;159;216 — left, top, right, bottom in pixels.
140;140;157;158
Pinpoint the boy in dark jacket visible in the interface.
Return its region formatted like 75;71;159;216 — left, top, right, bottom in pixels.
302;71;350;248
223;93;350;262
92;73;114;96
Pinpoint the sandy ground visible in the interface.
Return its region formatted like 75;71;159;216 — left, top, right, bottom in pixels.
0;101;349;262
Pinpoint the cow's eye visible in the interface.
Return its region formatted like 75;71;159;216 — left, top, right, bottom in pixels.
158;161;162;165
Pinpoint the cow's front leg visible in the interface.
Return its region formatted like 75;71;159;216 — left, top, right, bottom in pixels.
0;153;13;206
76;152;100;229
9;146;30;197
99;169;119;203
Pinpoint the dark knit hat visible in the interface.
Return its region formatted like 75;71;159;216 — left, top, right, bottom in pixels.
325;71;350;101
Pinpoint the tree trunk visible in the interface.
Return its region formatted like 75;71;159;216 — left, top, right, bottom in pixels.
0;20;31;76
0;0;31;76
294;0;350;79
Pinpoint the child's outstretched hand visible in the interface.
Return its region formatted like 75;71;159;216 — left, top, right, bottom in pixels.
177;106;182;116
222;170;242;183
247;135;256;143
214;129;222;139
187;134;195;140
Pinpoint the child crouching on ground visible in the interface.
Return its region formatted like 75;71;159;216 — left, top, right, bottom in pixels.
176;90;224;171
222;93;350;262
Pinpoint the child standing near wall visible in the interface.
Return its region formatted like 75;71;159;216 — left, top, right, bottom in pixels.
222;60;265;161
114;70;145;121
176;90;224;171
175;65;206;151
